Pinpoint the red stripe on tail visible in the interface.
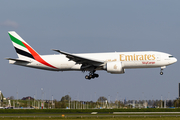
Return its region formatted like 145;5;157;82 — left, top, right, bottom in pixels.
22;42;58;69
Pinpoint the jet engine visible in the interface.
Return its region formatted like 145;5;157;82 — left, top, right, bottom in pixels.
104;61;125;74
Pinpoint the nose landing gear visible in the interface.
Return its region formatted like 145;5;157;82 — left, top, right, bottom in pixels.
160;66;166;75
160;71;163;75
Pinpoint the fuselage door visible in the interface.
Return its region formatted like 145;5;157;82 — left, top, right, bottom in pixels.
157;54;161;61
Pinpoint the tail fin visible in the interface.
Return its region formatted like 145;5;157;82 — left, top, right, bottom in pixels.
8;31;39;60
8;31;58;69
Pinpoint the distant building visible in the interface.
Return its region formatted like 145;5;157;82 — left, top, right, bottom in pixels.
179;83;180;98
21;96;34;100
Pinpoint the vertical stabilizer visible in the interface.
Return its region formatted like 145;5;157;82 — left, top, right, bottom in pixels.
8;31;38;60
8;31;57;69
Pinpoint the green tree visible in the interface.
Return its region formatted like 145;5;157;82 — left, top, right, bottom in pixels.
60;101;66;108
1;93;4;99
167;100;173;107
61;95;71;102
97;96;107;102
9;96;15;100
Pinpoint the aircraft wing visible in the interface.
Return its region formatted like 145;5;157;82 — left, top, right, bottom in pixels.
52;49;104;66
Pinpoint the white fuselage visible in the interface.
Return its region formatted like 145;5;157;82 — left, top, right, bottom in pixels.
7;31;177;79
10;51;177;72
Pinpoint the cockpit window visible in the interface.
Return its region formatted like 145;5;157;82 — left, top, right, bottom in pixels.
169;56;174;58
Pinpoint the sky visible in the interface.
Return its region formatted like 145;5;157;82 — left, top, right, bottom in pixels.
0;0;180;102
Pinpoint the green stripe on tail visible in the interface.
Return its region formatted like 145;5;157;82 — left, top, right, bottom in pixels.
8;33;26;48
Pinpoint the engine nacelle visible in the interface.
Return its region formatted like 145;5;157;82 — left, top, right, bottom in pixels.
104;61;125;74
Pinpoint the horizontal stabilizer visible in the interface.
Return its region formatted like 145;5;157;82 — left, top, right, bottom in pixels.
5;58;31;63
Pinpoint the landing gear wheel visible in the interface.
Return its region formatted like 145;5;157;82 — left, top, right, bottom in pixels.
85;75;90;80
89;74;93;78
94;74;99;78
160;72;163;75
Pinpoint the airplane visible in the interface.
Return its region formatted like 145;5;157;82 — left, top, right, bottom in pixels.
6;31;177;80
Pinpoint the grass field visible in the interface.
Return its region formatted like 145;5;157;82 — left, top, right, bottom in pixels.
0;109;180;119
0;117;180;120
0;113;180;120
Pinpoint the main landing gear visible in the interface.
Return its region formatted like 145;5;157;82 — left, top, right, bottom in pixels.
85;70;99;80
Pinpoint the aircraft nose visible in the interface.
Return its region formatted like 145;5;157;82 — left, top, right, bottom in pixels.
174;58;177;63
168;57;177;64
